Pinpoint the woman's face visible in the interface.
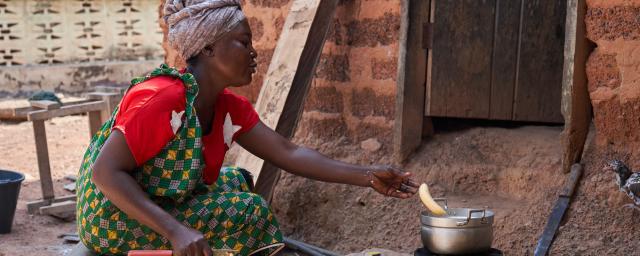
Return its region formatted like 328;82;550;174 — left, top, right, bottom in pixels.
205;19;257;87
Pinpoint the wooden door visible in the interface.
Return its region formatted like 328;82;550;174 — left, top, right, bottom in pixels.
425;0;567;123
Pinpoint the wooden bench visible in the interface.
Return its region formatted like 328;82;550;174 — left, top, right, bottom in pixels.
25;92;122;218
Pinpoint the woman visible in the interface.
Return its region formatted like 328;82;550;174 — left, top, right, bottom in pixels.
76;0;419;255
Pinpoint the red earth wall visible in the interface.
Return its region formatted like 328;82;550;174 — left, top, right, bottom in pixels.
585;0;640;165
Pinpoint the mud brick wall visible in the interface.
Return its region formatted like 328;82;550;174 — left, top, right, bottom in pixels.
161;0;401;156
585;0;640;165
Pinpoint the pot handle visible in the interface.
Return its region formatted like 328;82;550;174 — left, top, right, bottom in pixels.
456;209;487;226
433;198;448;211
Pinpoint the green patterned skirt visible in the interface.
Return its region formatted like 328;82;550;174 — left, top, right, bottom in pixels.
77;166;284;256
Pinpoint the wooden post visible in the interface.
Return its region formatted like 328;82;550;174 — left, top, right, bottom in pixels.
32;120;55;201
561;0;593;172
88;91;122;138
88;111;102;137
88;92;120;124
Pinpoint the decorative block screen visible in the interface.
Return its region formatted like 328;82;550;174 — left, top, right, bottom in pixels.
0;0;163;66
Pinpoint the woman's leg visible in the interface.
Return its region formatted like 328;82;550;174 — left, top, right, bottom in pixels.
171;191;284;255
97;167;282;255
210;166;254;193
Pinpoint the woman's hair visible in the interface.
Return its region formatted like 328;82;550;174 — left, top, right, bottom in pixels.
164;0;245;61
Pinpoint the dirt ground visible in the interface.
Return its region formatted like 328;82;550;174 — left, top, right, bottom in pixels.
0;115;86;256
1;113;639;255
274;118;640;255
273;120;568;255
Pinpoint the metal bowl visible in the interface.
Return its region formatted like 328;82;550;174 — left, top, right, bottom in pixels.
420;200;494;255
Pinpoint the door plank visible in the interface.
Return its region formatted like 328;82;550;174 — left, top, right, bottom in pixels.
513;0;566;122
489;0;521;120
429;0;495;119
394;0;430;162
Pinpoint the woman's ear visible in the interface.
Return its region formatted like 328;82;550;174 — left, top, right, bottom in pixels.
201;45;216;57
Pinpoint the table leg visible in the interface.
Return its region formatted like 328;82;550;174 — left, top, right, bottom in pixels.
32;120;55;201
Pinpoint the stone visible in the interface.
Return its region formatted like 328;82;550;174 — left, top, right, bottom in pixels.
361;138;382;152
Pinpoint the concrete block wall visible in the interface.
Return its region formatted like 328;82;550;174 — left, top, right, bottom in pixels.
0;0;165;97
585;0;640;164
161;0;402;156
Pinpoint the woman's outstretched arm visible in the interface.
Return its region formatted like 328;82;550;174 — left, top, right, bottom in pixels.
236;121;419;198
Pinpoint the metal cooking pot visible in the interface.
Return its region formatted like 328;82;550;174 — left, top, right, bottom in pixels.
420;199;494;255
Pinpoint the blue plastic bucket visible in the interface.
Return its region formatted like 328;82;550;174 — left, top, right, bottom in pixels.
0;169;25;234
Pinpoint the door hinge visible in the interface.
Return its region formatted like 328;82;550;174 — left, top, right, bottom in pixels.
422;22;433;49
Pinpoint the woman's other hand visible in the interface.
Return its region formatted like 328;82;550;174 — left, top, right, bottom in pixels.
169;226;213;256
368;165;419;199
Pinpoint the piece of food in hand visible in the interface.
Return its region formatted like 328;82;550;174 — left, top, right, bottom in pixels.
419;183;447;216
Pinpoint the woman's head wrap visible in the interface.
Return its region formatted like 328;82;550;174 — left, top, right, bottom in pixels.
164;0;245;61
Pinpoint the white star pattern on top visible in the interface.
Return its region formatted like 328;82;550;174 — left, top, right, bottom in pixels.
170;110;185;135
223;113;242;147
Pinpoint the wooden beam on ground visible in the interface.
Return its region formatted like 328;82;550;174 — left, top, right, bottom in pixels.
26;194;76;214
561;0;593;173
235;0;339;201
393;0;430;163
39;200;76;219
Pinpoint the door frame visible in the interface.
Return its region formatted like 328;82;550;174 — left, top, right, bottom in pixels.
393;0;431;163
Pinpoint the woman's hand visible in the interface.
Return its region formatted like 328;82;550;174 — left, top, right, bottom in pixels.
169;226;213;256
368;165;419;199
